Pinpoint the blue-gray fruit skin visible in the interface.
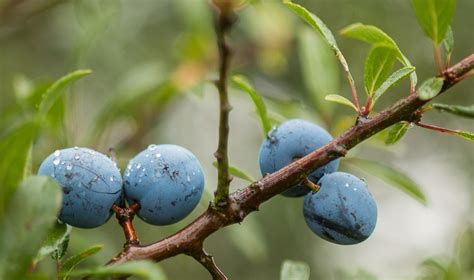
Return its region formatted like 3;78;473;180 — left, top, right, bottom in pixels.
123;144;205;226
259;119;340;197
38;147;123;228
303;172;377;245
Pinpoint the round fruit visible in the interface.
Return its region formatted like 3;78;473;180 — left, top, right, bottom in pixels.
259;119;339;197
123;144;205;225
303;172;377;245
38;147;123;228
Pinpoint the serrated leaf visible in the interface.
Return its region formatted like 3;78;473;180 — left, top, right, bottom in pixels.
365;45;397;95
35;222;71;263
325;94;358;112
0;120;40;219
340;23;417;87
442;26;454;55
454;130;474;141
417;77;444;100
371;67;416;106
212;161;256;182
432;103;474;119
345;158;427;205
385;122;410;145
280;260;310;280
59;245;103;280
411;0;456;44
227;217;268;262
0;176;62;279
231;75;272;135
298;27;340;116
70;260;167;280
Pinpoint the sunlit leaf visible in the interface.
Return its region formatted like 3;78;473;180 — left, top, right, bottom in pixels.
371;67;416;107
59;245;103;280
280;260;310;280
364;45;397;95
454;130;474;142
212;161;256;182
411;0;456;43
417;77;444;100
325;94;358;112
231;75;272;135
0;176;62;279
385;122;410;145
432;103;474;119
70;260;167;280
35;222;72;263
345;158;426;205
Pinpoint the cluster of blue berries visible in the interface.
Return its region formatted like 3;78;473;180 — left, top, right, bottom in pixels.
259;119;377;245
38;145;205;228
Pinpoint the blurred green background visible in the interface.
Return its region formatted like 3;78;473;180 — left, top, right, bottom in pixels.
0;0;473;279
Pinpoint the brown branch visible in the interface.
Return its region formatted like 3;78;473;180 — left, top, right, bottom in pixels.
106;54;473;268
111;203;141;248
188;247;227;280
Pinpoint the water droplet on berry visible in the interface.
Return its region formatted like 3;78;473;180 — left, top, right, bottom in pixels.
66;164;73;171
74;154;80;160
148;144;157;151
54;150;61;157
53;158;60;165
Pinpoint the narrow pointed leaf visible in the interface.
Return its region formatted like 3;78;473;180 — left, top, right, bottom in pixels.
365;45;397;95
345;158;427;205
35;222;72;263
0;176;62;279
417;77;444;100
280;260;310;280
371;67;416;106
454;130;474;142
385;122;410;145
231;75;272;135
212;161;256;182
442;26;454;55
411;0;456;43
59;245;103;280
432;104;474;119
38;69;92;115
70;260;167;280
325;94;358;112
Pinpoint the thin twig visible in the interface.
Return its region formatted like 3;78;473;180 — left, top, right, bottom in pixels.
415;122;458;135
434;44;443;75
189;248;227;280
112;203;141;246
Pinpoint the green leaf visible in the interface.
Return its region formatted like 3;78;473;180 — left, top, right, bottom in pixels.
231;75;272;135
385;122;410;145
0;176;62;279
340;23;417;86
442;26;454;55
325;94;358;112
411;0;456;43
371;67;416;106
38;69;92;115
345;158;427;205
280;260;310;280
227;216;268;262
0;120;40;219
70;260;167;280
297;27;340;116
417;77;444;100
59;245;103;280
432;103;474;119
364;45;397;95
212;161;256;182
35;222;72;263
454;130;474;142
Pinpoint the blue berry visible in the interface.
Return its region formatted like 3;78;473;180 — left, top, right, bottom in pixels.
123;144;205;225
303;172;377;245
259;119;339;197
38;147;123;228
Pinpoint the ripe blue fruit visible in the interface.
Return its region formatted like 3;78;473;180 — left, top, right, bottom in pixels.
123;144;205;225
259;119;339;197
303;172;377;245
38;147;123;228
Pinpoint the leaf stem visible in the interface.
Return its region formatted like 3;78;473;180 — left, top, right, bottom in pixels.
415;122;458;135
433;44;443;75
112;203;140;246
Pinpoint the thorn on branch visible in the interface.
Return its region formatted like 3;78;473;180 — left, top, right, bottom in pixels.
190;248;228;280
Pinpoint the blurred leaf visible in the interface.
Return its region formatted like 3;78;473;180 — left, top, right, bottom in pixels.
442;26;454;56
227;217;268;262
35;222;71;263
0;176;62;280
385;122;410;145
297;27;339;116
59;245;103;280
411;0;456;43
417;77;444;100
340;23;417;86
38;70;92;116
364;45;397;95
345;158;426;205
0;120;40;218
432;103;474;118
212;161;256;183
280;260;310;280
231;75;272;135
371;67;416;107
70;260;167;280
454;130;474;142
325;94;358;112
456;226;474;274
